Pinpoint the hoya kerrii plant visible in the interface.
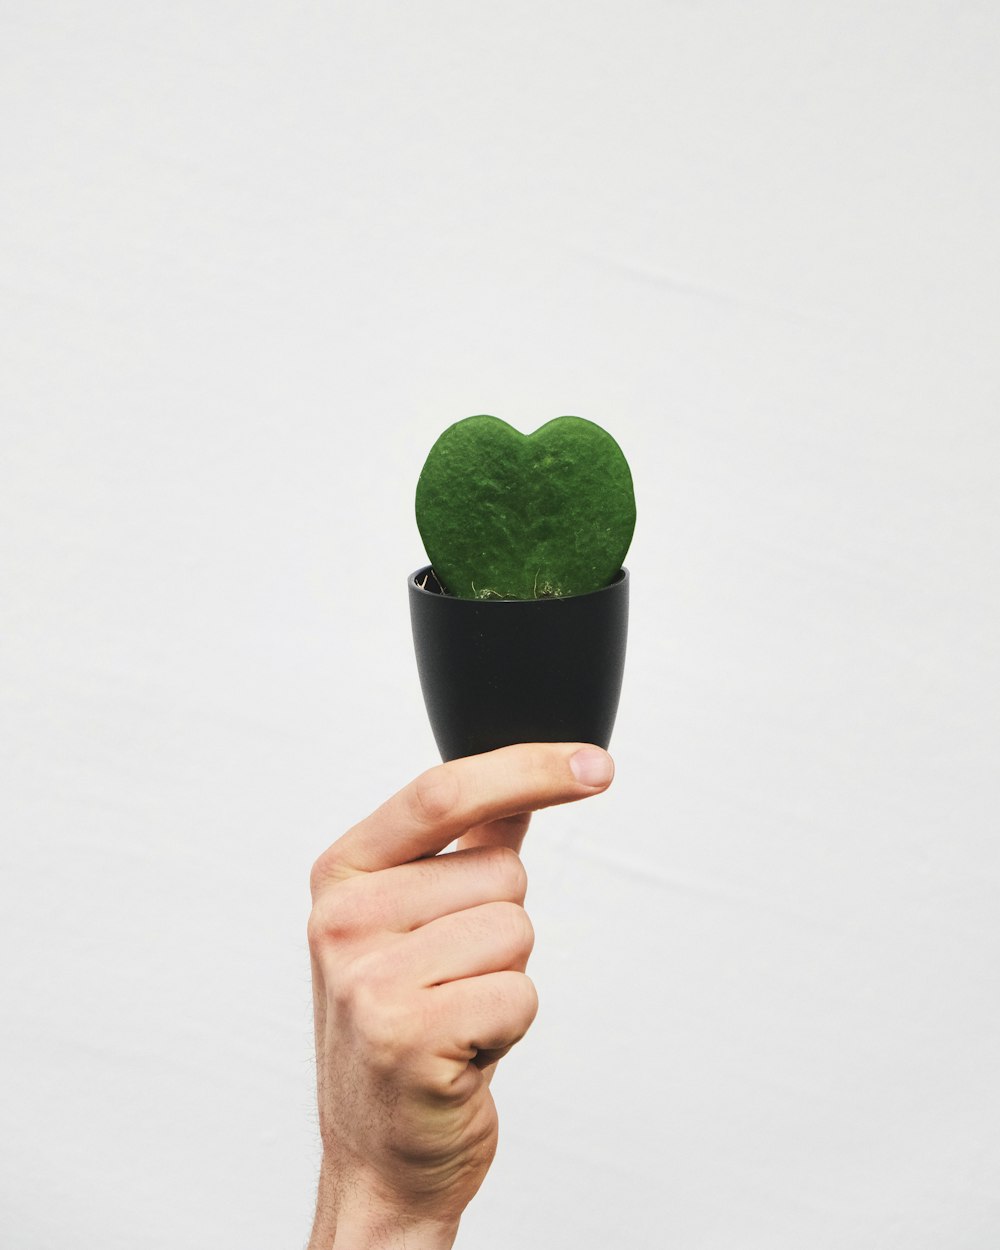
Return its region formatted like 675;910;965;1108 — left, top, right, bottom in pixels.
409;415;636;761
414;414;636;600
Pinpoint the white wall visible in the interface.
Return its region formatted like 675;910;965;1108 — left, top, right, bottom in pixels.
2;3;998;1246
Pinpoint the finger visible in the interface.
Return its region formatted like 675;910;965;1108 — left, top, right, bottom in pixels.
313;743;614;885
397;900;534;987
312;844;527;935
427;971;539;1068
456;812;532;855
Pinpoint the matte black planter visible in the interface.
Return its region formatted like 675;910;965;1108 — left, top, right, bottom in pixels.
409;565;629;762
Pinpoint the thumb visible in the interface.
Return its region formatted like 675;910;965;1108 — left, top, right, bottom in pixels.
453;743;615;854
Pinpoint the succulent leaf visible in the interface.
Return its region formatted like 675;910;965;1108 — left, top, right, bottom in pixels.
415;415;635;600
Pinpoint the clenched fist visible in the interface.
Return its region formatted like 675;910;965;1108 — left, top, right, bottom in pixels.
306;743;615;1249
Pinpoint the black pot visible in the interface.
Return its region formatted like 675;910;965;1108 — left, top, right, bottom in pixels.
409;565;629;762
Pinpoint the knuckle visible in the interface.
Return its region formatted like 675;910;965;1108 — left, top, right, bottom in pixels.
516;972;540;1027
306;878;368;951
309;848;352;898
517;908;536;956
306;906;325;952
307;901;343;954
484;973;539;1055
493;900;534;957
486;845;528;899
411;765;461;828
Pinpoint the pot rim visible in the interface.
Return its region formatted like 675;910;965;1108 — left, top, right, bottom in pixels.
409;564;628;603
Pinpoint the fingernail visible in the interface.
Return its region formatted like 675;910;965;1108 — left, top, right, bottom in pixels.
570;748;614;787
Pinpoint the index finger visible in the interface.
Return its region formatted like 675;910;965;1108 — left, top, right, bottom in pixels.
312;742;614;887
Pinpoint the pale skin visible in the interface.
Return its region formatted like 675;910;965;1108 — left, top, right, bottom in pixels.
306;741;616;1249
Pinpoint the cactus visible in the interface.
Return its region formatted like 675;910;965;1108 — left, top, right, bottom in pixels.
415;415;636;600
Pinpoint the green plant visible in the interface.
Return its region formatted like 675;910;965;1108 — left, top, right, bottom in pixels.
415;414;636;600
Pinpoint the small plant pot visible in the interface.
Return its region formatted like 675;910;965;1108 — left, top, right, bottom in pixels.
409;565;629;762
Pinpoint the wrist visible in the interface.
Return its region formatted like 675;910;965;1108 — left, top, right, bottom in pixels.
309;1156;461;1250
324;1208;459;1250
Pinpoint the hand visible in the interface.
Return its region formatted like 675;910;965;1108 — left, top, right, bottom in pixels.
306;742;615;1249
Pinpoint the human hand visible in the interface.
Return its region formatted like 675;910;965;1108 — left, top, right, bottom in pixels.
306;742;615;1249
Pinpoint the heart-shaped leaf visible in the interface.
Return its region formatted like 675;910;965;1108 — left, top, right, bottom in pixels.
415;415;635;599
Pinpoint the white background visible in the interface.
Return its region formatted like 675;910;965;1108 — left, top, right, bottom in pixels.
2;2;998;1246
